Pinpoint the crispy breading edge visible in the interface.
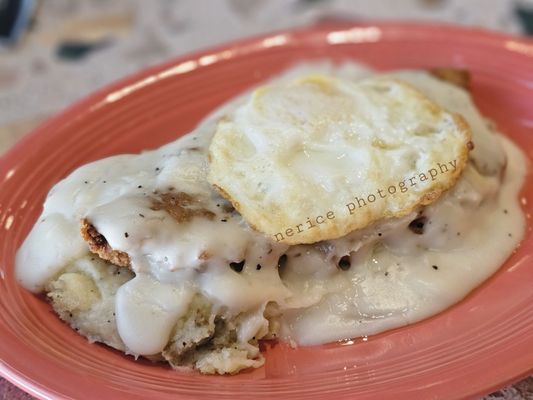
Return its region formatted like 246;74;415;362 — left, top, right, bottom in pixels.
80;218;131;268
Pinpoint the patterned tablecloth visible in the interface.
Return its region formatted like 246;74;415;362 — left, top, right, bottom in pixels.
0;0;532;398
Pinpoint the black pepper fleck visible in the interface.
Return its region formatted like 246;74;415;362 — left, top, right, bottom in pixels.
338;255;351;271
84;181;88;184
230;260;245;273
138;185;143;189
504;209;508;214
378;232;382;237
124;232;129;238
508;233;513;237
256;264;262;270
221;219;227;222
409;216;427;234
384;272;389;276
432;265;439;270
277;254;288;269
139;213;145;218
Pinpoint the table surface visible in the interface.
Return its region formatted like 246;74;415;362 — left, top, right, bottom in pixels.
0;0;532;398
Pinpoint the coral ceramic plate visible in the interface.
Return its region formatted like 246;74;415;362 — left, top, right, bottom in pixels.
0;23;532;400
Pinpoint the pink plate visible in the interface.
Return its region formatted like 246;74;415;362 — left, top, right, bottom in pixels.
0;22;532;400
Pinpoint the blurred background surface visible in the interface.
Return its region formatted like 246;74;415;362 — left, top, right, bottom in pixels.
0;1;532;399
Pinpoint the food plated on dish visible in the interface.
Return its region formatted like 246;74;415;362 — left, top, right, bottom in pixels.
1;23;533;400
15;61;527;375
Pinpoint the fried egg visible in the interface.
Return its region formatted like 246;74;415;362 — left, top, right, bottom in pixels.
208;74;473;244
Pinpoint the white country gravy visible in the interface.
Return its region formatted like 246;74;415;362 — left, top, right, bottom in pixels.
16;63;526;356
